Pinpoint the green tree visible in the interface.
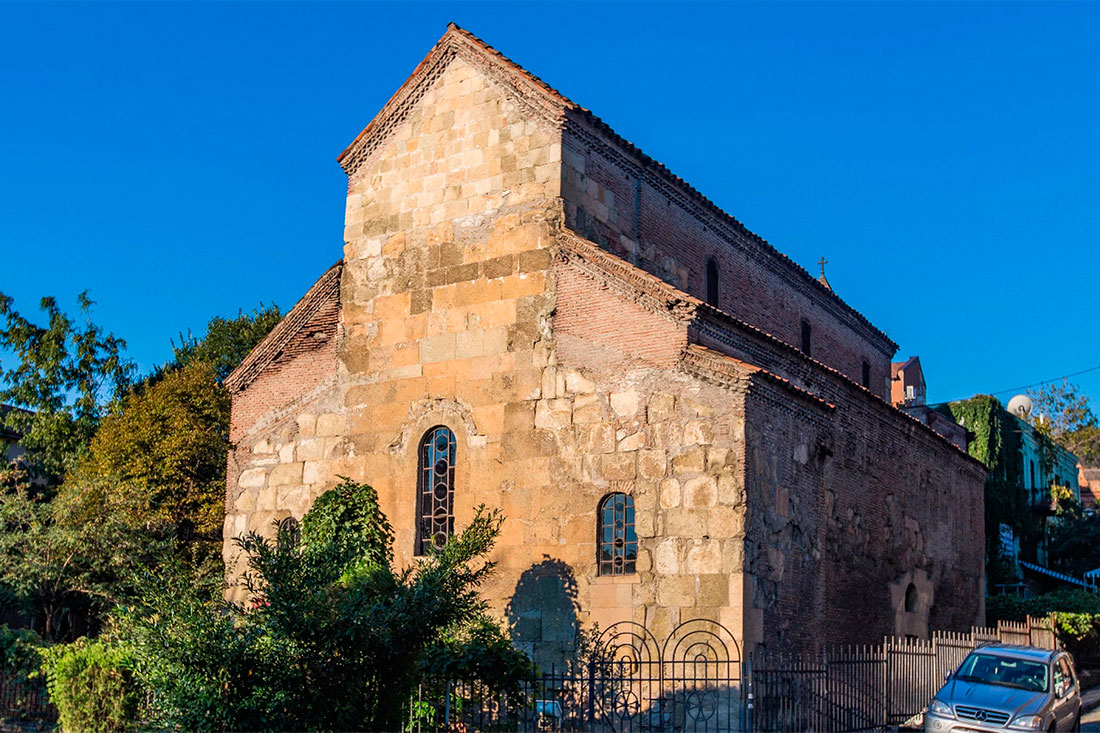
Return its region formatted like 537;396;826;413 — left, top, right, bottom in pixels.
56;361;230;574
1028;379;1100;466
171;304;281;383
0;292;134;486
123;479;520;731
0;465;168;639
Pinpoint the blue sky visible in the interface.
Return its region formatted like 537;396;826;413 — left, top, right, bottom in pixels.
2;1;1098;408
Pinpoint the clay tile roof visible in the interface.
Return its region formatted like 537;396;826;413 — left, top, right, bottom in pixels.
225;261;343;393
338;23;895;353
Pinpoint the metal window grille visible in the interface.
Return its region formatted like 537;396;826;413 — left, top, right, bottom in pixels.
416;426;455;555
598;493;637;576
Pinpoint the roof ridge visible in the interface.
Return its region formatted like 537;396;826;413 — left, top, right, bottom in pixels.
339;24;894;350
225;261;343;393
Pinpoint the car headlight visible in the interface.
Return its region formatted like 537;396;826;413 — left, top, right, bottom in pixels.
1009;714;1044;730
928;699;954;718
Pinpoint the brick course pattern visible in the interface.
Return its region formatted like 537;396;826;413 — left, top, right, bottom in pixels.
222;24;986;663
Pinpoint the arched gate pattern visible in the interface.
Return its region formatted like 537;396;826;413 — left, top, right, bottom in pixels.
596;619;744;731
410;618;745;732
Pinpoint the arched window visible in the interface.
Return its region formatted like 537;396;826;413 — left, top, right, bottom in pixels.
416;426;456;555
598;493;637;576
905;583;919;613
705;257;720;307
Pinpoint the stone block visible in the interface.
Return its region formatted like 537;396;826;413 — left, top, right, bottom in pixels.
269;462;303;487
617;431;645;452
610;390;640;418
647;393;675;423
659;478;681;509
655;538;680;575
534;398;571;430
278;443;296;463
637;450;666;480
565;369;596;394
709;506;743;538
235;489;258;513
296;414;317;438
576;423;614;454
665;508;706;537
277;485;311;515
656;576;696;607
303;461;325;485
316;413;346;437
296;438;325;462
238;468;267;489
602;453;635;480
696;575;729;608
672;446;707;474
683;476;717;508
686;542;722;575
420;333;457;363
572;394;605;424
684;420;715;446
718;474;743;506
503;401;535;431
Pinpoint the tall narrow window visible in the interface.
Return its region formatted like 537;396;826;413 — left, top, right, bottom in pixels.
861;360;871;389
800;319;812;357
416;426;456;555
598;493;637;576
705;257;720;307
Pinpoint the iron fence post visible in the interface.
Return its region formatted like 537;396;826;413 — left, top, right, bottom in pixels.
587;659;596;725
445;679;451;728
745;653;754;732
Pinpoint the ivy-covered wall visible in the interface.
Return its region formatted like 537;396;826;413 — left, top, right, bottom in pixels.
937;396;1031;584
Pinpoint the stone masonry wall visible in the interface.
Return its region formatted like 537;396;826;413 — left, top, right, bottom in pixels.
561;114;895;398
743;378;986;654
223;292;345;601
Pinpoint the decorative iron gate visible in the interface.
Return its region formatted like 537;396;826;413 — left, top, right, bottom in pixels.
411;618;744;732
599;619;743;731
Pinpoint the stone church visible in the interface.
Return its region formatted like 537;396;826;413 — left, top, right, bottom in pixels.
222;24;986;661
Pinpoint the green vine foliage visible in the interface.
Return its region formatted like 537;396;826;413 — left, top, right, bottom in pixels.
37;636;144;732
939;396;1029;583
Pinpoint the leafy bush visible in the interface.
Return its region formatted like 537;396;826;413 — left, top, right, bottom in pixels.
37;636;144;732
0;624;44;682
986;590;1100;625
122;479;519;731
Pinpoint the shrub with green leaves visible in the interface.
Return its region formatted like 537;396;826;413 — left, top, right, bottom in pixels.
37;636;143;732
122;478;522;731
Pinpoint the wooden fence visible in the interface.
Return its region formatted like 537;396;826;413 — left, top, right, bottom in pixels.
749;615;1057;732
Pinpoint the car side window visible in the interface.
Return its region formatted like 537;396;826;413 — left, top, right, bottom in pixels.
1053;659;1066;694
1058;658;1074;689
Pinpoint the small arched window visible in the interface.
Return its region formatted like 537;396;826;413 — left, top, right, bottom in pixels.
905;583;919;613
598;493;637;576
705;257;720;307
416;426;456;555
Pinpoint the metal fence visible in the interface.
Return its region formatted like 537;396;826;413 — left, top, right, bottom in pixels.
0;670;52;723
0;615;1059;732
749;616;1058;732
410;619;744;732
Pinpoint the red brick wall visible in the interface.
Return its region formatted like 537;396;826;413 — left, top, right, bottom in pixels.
562;115;895;399
553;262;687;368
744;378;986;652
227;297;341;489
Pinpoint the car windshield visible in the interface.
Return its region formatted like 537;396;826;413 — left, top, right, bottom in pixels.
954;653;1048;693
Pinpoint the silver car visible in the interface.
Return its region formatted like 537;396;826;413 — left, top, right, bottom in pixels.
925;645;1082;732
